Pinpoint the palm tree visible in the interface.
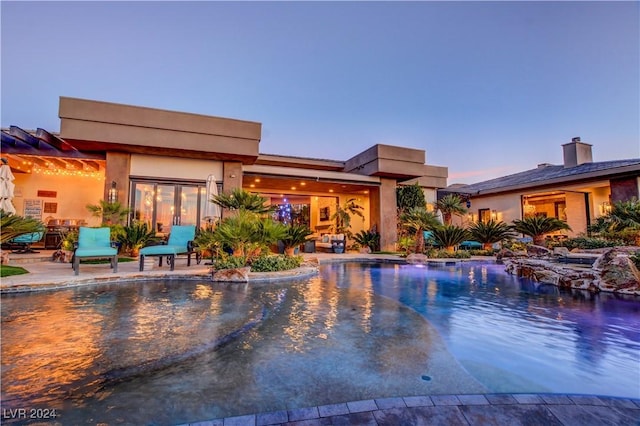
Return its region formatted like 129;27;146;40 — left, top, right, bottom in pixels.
211;188;276;215
468;220;514;250
512;216;571;245
399;207;440;253
86;200;130;225
436;194;468;225
212;209;286;260
590;198;640;233
330;198;364;241
431;225;471;253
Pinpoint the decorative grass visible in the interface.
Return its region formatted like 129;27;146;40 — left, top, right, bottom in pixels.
0;265;29;277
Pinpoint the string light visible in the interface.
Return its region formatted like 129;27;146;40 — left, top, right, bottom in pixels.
32;164;104;179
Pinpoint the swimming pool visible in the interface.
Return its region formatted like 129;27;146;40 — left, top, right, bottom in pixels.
1;261;638;425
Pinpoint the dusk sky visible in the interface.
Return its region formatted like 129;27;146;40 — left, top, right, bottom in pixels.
2;1;638;184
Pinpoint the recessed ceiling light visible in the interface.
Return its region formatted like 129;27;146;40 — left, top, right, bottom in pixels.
300;182;306;186
329;189;334;193
291;186;296;190
255;178;261;183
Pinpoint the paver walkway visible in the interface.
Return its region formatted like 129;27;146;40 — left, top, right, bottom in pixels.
180;393;640;426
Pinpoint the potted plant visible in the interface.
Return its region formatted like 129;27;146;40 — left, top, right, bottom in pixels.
118;221;159;257
281;224;313;256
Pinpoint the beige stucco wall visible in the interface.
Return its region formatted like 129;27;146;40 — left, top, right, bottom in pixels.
12;173;104;226
129;154;223;181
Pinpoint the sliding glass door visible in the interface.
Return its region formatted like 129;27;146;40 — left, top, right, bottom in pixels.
130;180;205;236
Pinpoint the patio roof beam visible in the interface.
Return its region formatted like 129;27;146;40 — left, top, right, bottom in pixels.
35;128;81;153
9;126;58;154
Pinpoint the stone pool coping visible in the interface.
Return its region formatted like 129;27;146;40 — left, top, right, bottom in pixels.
1;252;420;293
178;393;640;426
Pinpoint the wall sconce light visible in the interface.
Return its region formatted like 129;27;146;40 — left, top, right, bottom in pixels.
108;181;118;203
490;210;498;221
466;200;471;209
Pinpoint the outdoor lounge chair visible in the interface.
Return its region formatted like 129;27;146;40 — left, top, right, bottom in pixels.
10;231;44;253
139;225;196;271
72;227;118;275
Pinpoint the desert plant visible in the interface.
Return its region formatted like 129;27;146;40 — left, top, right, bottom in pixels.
60;229;79;251
512;216;571;245
86;200;131;225
281;224;313;255
396;235;415;256
211;188;276;215
468;220;514;250
250;254;302;272
118;221;159;256
435;194;468;225
193;226;222;263
430;225;471;253
353;229;381;252
330;198;364;244
212;210;287;261
397;183;426;212
552;236;620;250
399;207;440;253
0;210;45;243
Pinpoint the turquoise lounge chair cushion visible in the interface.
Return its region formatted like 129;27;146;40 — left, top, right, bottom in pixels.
140;245;181;256
76;247;118;257
77;227;113;249
12;232;43;243
139;225;196;256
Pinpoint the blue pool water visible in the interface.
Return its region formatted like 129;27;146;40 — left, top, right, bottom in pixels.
1;261;639;424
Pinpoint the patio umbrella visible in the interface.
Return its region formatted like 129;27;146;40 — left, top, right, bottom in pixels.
0;161;16;214
202;174;220;223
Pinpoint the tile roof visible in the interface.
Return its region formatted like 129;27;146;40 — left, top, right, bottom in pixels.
459;159;640;194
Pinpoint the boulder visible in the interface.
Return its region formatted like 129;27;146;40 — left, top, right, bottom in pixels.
504;247;640;295
526;245;552;257
406;253;429;264
301;257;320;267
212;266;250;282
496;248;517;260
553;247;570;256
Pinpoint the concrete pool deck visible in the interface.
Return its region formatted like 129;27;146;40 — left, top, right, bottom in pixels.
2;251;639;425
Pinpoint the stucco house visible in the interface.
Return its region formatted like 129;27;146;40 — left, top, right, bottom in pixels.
447;138;640;237
1;97;447;251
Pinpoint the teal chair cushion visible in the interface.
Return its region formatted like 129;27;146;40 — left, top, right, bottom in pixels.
140;245;180;256
12;232;43;243
166;225;196;247
76;247;118;257
78;227;112;249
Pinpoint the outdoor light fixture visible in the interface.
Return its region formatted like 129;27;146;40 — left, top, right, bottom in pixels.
600;201;612;215
491;210;498;221
108;181;118;203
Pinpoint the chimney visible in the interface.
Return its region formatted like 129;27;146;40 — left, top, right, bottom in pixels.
562;137;593;168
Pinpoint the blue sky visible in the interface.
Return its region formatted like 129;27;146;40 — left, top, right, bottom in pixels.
2;1;638;184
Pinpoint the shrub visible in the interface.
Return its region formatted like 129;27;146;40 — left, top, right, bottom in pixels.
353;229;381;252
431;225;471;252
468;249;496;256
630;251;640;269
425;248;471;259
397;183;426;211
250;254;302;272
213;254;247;270
552;236;620;250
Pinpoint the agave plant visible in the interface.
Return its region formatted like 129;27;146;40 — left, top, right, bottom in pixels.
512;216;571;246
430;225;471;253
468;220;514;250
399;207;440;253
281;224;313;255
211;189;276;215
0;210;45;243
353;229;381;252
118;221;159;256
435;194;468;225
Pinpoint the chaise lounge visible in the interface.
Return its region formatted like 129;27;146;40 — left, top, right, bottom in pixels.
139;225;196;271
9;231;44;253
73;227;118;275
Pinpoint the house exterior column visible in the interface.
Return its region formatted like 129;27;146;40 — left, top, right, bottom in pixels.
104;152;131;205
372;178;397;251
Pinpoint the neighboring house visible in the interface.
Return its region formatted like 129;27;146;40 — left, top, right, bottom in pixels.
0;97;447;251
446;138;640;237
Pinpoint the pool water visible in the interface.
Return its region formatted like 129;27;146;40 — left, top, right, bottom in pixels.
1;262;639;425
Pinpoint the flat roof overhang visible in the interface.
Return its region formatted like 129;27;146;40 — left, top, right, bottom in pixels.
243;164;380;194
59;97;262;165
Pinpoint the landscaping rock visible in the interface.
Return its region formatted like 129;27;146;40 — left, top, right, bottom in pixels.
504;247;640;295
406;253;429;264
553;247;570;256
212;266;250;282
526;245;552;257
495;248;517;260
301;257;320;267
